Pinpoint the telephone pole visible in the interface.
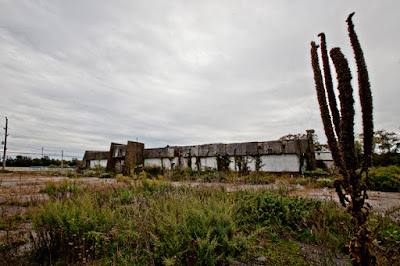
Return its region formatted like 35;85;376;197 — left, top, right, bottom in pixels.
61;150;64;171
2;117;8;171
41;147;44;158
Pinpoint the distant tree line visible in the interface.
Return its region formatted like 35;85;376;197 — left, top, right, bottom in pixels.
355;129;400;167
5;155;78;167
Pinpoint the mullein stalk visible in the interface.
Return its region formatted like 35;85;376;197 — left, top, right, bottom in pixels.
346;13;376;266
311;13;376;265
347;13;374;173
310;42;345;177
318;33;341;138
330;48;356;179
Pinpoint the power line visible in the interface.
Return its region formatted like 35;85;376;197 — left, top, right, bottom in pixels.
6;151;81;158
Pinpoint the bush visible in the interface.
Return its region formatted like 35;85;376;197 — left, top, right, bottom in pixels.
234;189;321;237
143;165;163;177
313;178;334;188
304;168;330;179
99;172;114;179
66;171;78;178
368;166;400;192
170;166;186;181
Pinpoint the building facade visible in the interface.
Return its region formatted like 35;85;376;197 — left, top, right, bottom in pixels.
82;130;319;174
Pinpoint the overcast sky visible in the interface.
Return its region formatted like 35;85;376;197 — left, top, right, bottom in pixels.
0;1;399;159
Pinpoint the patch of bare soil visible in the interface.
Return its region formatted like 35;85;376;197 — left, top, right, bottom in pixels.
299;243;350;265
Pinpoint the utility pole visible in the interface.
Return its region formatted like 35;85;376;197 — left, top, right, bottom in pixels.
2;117;8;171
41;147;44;158
61;150;64;171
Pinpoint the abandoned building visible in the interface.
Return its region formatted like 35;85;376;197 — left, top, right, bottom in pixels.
315;150;334;169
81;130;334;174
81;151;109;169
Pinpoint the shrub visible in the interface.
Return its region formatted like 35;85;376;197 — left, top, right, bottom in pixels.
313;178;334;188
67;171;78;178
234;190;321;236
368;166;400;192
143;165;163;177
170;166;186;181
304;168;330;179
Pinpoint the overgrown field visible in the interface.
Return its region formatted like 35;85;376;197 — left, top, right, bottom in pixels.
1;179;399;265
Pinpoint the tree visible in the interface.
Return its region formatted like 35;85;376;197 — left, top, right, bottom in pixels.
279;133;307;141
310;13;376;265
374;130;400;154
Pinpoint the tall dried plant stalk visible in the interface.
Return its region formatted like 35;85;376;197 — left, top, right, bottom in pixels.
310;13;376;265
347;12;374;173
318;33;341;138
310;42;345;176
330;48;357;178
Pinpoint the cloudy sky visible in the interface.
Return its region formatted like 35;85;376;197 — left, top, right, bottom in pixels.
0;1;399;159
